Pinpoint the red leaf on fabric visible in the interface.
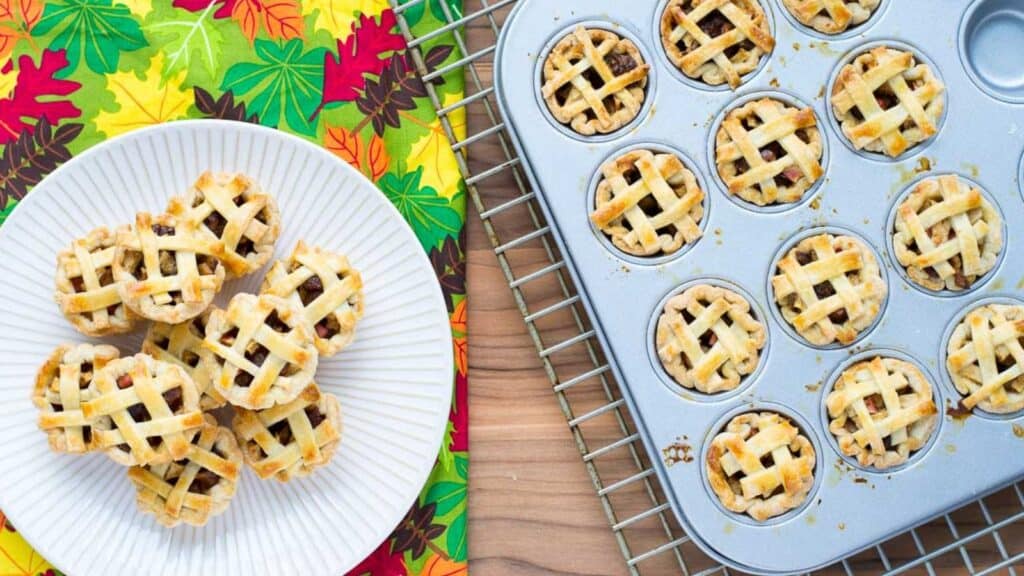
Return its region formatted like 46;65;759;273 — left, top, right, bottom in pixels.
450;371;467;451
314;10;405;118
345;538;407;576
232;0;302;44
173;0;236;19
0;49;81;144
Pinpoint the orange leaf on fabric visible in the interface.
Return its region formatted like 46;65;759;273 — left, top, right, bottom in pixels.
367;133;388;182
324;125;364;172
450;298;466;334
423;554;467;576
0;49;80;144
315;9;404;117
0;0;43;61
232;0;302;43
453;336;467;377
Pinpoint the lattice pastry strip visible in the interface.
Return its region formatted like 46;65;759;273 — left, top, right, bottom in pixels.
947;304;1024;414
84;354;204;466
831;46;945;157
591;149;704;257
114;212;226;324
169;171;281;278
205;293;318;410
706;412;815;521
827;357;938;470
715;97;823;206
129;414;242;527
781;0;880;34
772;234;886;346
55;226;137;336
660;0;775;88
34;343;120;454
233;383;341;482
656;284;765;393
894;175;1002;292
142;309;227;410
541;26;650;135
261;241;364;357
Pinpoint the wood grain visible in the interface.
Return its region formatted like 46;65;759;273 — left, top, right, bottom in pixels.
457;2;1023;575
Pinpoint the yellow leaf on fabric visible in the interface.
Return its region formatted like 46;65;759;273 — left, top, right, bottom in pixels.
407;95;465;200
0;58;15;100
0;517;55;575
302;0;386;40
444;90;467;144
113;0;152;18
94;53;195;138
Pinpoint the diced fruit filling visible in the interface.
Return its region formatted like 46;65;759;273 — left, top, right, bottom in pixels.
297;275;324;306
152;224;175;237
187;469;220;494
604;52;637;76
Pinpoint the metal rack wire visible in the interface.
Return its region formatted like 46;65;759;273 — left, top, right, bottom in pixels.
389;0;1024;574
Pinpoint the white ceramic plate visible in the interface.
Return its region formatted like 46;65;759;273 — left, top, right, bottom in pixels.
0;120;454;576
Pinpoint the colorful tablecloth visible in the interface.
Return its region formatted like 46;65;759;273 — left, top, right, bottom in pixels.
0;0;467;574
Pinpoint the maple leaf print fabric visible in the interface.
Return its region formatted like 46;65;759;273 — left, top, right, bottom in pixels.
0;1;468;574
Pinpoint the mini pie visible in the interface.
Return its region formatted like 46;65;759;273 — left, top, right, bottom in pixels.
826;357;938;470
706;412;815;521
772;233;886;346
260;242;364;356
781;0;881;34
204;293;318;410
715;97;824;206
33;343;120;454
168;172;281;278
113;212;226;324
541;25;650;135
590;149;704;257
142;309;227;410
55;226;137;336
84;354;204;466
893;175;1002;292
831;46;945;157
232;383;341;481
655;284;765;393
128;414;242;527
660;0;775;89
946;304;1024;414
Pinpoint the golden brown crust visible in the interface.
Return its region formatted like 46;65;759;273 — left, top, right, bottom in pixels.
142;308;227;410
947;304;1024;414
781;0;880;34
54;226;138;336
33;343;120;453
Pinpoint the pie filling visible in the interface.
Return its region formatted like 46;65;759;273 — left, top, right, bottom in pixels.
614;168;680;238
787;248;855;324
554;48;641;123
681;6;756;59
115;376;186;451
731;114;812;186
70;263;121;319
906;208;980;289
257;405;328;458
297;274;324;306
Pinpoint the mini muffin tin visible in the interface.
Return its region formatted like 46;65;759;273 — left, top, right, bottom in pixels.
495;0;1024;573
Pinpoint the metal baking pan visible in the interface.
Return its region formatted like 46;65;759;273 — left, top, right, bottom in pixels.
495;0;1024;573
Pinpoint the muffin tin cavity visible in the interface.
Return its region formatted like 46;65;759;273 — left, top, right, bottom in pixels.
655;0;774;91
820;350;942;473
537;23;654;141
767;227;889;349
959;0;1024;104
887;173;1006;297
648;278;768;400
778;0;887;39
587;143;709;264
701;405;821;525
826;40;947;162
941;297;1024;420
707;90;829;213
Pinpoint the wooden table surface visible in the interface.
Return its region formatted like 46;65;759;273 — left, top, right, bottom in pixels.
457;3;1022;575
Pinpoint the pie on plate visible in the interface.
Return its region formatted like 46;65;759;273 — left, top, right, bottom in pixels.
946;304;1024;414
541;25;650;135
831;46;945;158
34;343;120;454
715;97;824;206
655;284;765;393
893;174;1002;292
826;356;938;470
660;0;775;88
706;411;815;521
142;309;227;410
772;233;886;346
54;226;137;336
591;149;705;257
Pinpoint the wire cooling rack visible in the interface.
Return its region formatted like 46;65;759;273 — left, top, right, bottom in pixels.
389;0;1024;573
